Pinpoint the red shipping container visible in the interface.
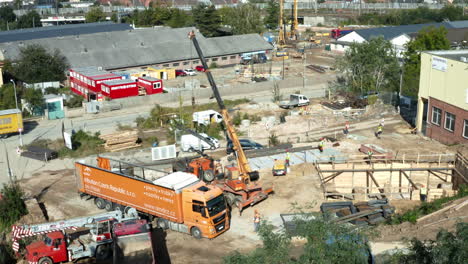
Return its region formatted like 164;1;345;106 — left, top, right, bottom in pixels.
101;79;139;99
137;77;164;95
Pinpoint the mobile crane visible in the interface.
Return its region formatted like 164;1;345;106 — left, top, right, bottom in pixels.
188;31;273;214
11;210;151;264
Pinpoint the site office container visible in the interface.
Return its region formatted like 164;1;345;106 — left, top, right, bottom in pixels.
89;74;122;93
0;109;23;136
137;77;163;95
101;79;139;99
75;162;230;239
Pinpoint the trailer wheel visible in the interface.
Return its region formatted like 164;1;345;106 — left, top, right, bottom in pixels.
190;227;202;239
38;257;53;264
157;218;169;230
203;169;215;182
104;200;114;212
113;203;124;212
95;198;106;210
96;244;111;260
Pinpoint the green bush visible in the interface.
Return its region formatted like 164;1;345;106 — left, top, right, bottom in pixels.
232;112;242;126
268;133;280;147
65;94;84;108
0;183;28;232
367;95;378;105
388;184;468;225
58;130;105;158
210;62;218;69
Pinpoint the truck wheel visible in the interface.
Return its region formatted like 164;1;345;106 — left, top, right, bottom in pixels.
96;244;111;260
104;200;114;211
190;227;202;239
157;218;169;230
225;193;236;207
95;198;105;210
39;257;53;264
210;146;215;150
188;147;194;152
203;169;215;182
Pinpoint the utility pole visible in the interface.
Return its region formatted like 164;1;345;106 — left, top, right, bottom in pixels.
282;56;285;80
302;52;306;91
1;139;13;182
10;80;23;147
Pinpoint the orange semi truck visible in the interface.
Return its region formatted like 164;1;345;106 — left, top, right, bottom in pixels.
75;161;229;239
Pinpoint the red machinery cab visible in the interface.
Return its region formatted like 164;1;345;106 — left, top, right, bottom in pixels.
26;231;68;264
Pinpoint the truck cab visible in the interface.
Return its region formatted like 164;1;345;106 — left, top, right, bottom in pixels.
181;182;229;239
26;231;68;264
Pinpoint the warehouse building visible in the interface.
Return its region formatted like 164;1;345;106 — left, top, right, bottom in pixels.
0;23;273;71
416;50;468;145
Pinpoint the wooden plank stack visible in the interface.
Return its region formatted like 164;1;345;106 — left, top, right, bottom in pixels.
100;131;140;152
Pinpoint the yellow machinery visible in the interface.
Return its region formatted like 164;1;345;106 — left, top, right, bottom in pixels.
278;0;285;46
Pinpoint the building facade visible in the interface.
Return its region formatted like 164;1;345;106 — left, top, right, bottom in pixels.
416;50;468;145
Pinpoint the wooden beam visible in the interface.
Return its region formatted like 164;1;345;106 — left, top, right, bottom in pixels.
368;171;384;194
453;168;468;183
428;170;447;182
323;172;343;184
318;167;453;173
401;170;418;189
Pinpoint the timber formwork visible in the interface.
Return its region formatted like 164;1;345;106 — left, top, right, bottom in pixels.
315;153;467;201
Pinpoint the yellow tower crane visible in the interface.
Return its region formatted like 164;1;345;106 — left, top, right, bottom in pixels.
278;0;285;46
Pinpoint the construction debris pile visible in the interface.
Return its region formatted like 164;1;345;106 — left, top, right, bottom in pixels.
100;131;140;152
321;199;395;226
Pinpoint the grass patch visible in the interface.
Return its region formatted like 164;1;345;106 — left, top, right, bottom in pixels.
388;185;468;224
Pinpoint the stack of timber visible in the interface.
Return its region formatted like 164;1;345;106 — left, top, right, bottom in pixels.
100;131;140;152
321;199;395;226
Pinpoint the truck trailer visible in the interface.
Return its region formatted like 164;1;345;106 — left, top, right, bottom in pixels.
0;109;23;138
75;160;229;239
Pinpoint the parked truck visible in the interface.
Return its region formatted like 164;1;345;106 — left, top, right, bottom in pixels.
75;159;229;239
181;133;220;152
0;109;23;138
11;210;153;264
192;110;223;126
279;94;310;109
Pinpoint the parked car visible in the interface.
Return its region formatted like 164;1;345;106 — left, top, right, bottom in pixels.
175;69;187;77
195;65;206;72
226;139;263;154
183;69;197;76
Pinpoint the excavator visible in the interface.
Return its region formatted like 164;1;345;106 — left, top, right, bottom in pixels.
188;31;273;214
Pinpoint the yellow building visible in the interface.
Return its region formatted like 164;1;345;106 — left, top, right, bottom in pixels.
416;50;468;144
147;67;176;80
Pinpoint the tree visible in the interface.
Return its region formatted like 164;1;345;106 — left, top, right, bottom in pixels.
85;7;106;23
192;4;222;37
0;183;27;232
402;26;450;97
220;4;264;35
264;0;279;30
224;214;372;264
17;10;41;29
0;84;18;110
10;44;69;83
166;9;193;28
0;6;16;23
336;36;400;95
24;88;44;114
389;223;468;264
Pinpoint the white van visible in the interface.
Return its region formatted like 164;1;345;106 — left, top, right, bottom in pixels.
192;110;223;126
180;133;220;152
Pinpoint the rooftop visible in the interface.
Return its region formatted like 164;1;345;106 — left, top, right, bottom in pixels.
0;22;132;44
102;79;137;85
352;20;468;41
0;109;21;115
139;76;160;82
426;50;468;63
0;26;273;70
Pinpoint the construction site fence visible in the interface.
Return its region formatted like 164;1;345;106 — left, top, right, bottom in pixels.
14;3;464;16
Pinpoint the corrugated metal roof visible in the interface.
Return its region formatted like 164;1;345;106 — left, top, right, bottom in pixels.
139;76;160;82
354;21;466;41
0;109;21;115
0;22;132;44
0;27;273;70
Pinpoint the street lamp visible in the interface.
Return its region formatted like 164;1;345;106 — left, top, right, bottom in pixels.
1;139;13;182
10;80;23;146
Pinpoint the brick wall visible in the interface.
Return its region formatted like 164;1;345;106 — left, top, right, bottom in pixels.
426;96;468;145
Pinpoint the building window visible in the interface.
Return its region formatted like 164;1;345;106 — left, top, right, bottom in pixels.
222;56;227;60
183;61;190;65
230;55;236;59
162;64;169;67
444;112;455;132
463;120;468;139
154;82;161;89
431;107;442;126
193;60;199;64
212;58;218;62
173;63;180;67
